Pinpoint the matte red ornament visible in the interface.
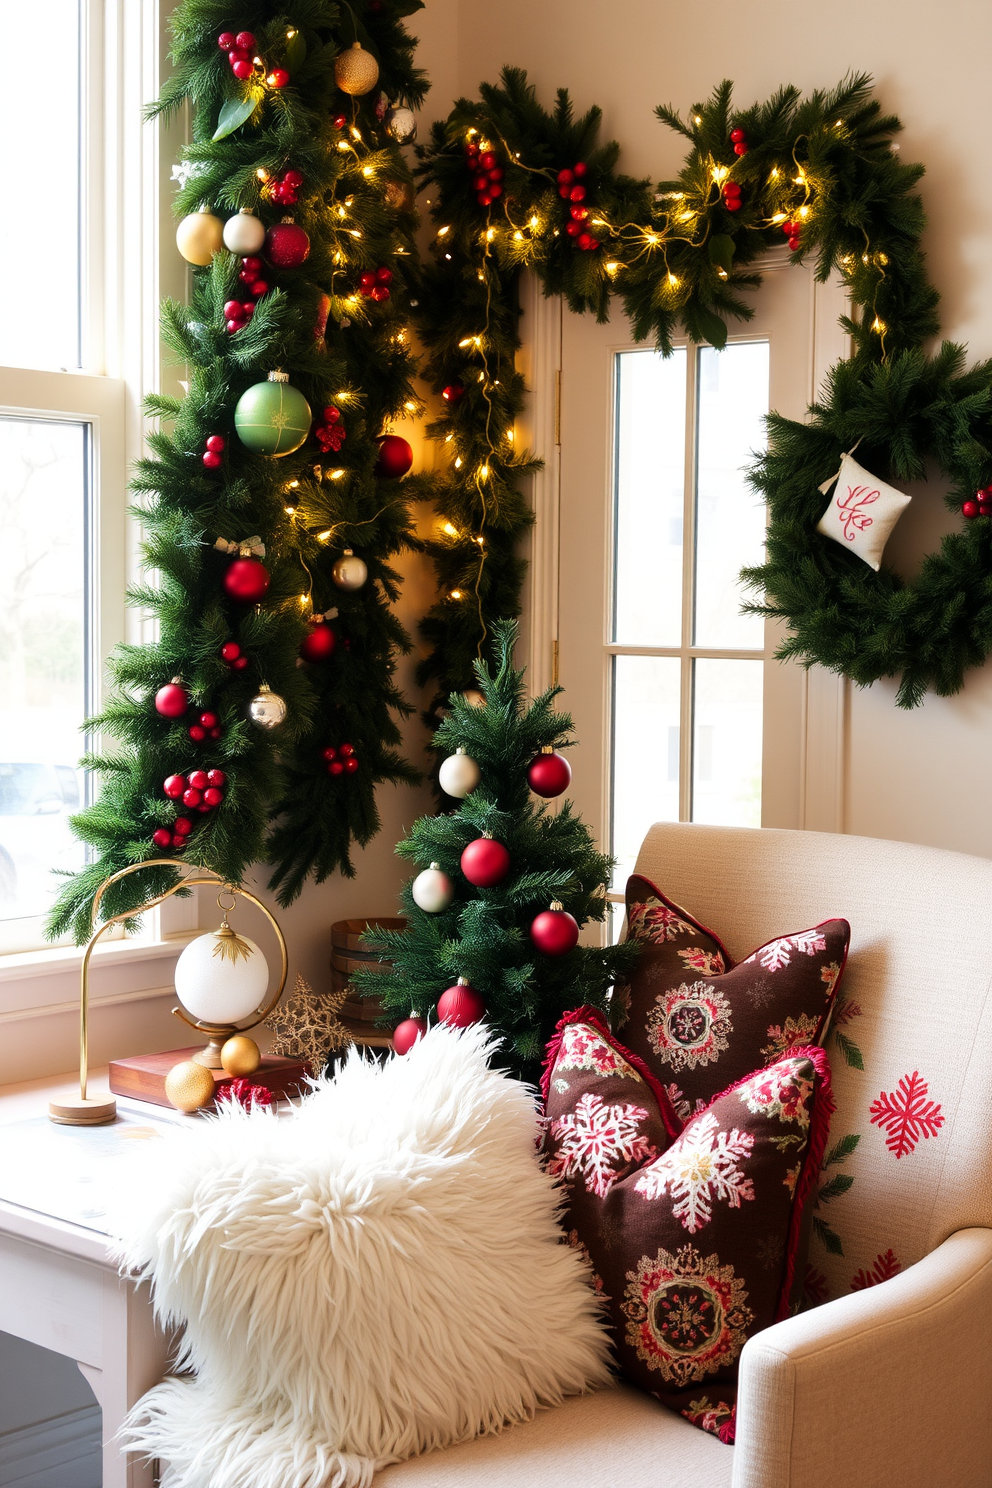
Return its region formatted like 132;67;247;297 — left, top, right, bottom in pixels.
188;724;206;742
442;382;465;404
788;236;801;252
152;827;172;849
202;450;222;469
233;655;249;670
224;557;270;603
163;774;186;799
171;835;186;850
322;746;337;761
154;681;189;718
569;184;587;202
573;161;587;177
530;905;580;957
328;760;345;776
557;168;574;186
187;769;208;791
264;221;310;268
437;979;486;1028
205;434;225;453
527;750;572;798
218;32;235;48
392;1016;428;1055
220;641;241;662
374;433;414;479
300;622;336;662
460;836;510;887
207;769;227;787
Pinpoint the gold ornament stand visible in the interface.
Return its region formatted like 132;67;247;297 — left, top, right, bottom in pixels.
50;860;288;1128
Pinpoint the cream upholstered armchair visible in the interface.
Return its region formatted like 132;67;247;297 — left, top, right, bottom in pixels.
376;823;992;1488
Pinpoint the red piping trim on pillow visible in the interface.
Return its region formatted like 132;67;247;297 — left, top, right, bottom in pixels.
541;1006;683;1140
625;874;732;964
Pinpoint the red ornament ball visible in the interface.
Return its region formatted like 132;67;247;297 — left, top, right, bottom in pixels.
205;434;225;453
788;235;801;252
218;32;235;49
437;980;486;1027
173;816;193;837
344;757;359;773
300;622;336;662
220;641;241;662
188;724;206;742
203;787;224;807
374;433;414;480
187;769;208;790
333;113;347;129
152;827;172;849
730;127;746;143
203;450;223;469
207;769;227;787
267;68;289;89
530;907;580;957
163;774;186;799
460;836;511;888
233;655;249;670
224;557;270;604
264;221;311;268
733;142;749;156
235;30;256;49
154;681;189;718
328;760;345;776
232;58;253;80
392;1016;428;1055
183;787;202;808
527;750;572;798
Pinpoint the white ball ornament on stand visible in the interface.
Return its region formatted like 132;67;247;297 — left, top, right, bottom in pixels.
223;208;267;256
438;746;481;799
332;549;368;591
176;208;225;265
174;924;270;1028
411;862;456;913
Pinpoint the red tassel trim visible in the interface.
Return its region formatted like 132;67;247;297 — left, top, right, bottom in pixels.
541;1005;682;1139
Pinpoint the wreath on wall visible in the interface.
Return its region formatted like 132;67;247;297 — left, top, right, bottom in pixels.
411;69;992;710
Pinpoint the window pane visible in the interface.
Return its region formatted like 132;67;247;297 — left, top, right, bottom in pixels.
691;659;762;827
611;655;681;889
613;349;686;647
693;343;768;649
0;418;88;936
0;4;81;370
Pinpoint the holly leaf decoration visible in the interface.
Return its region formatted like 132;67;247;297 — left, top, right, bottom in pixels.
213;93;259;142
707;233;736;277
284;31;306;72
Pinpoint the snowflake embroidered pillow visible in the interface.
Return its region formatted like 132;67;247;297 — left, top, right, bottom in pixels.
618;873;849;1118
542;1010;834;1444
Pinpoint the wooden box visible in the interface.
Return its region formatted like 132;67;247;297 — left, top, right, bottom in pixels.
108;1047;311;1108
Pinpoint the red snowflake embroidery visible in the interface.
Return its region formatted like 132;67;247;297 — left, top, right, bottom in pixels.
803;1265;829;1306
869;1071;944;1158
851;1249;902;1290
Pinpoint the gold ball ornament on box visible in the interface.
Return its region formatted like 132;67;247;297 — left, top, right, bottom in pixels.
334;41;379;96
220;1034;262;1076
332;549;368;591
249;684;288;729
222;208;267;256
438;746;481;799
234;370;312;457
164;1059;216;1113
176;209;225;265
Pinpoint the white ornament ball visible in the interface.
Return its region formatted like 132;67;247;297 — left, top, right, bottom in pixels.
223;208;267;256
174;927;270;1025
438;747;481;799
332;549;368;591
411;862;455;913
248;685;288;729
176;210;224;265
387;106;417;144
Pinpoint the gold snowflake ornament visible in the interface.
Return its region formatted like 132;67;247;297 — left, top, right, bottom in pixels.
267;974;352;1070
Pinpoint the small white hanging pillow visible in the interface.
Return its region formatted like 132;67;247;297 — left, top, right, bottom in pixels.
111;1023;611;1488
816;451;911;571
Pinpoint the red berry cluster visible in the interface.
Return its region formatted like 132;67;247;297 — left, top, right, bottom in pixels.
730;127;749;156
224;297;257;334
315;406;347;454
270;168;303;208
217;1078;274;1109
188;709;222;744
202;434;225;470
332;112;347;130
358;266;393;302
465;140;503;207
558;164;599;252
238;255;270;297
220;640;249;672
322;742;358;776
722;179;742;213
218;29;258;81
153;768;227;851
779;218;803;253
962;489;992;519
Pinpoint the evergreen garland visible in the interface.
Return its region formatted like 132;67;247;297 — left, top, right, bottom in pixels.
413;68;992;708
48;0;428;943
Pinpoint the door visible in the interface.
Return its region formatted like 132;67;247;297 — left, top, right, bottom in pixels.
552;254;846;932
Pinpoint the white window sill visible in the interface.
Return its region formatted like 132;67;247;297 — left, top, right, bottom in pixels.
0;932;198;985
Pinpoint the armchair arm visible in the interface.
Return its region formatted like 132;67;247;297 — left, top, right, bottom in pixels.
732;1227;992;1488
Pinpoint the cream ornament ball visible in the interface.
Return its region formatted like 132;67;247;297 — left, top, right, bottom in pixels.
411;862;456;913
176;209;224;265
175;924;270;1026
222;208;267;256
334;41;379;96
332;549;368;591
438;747;481;799
386;105;417;144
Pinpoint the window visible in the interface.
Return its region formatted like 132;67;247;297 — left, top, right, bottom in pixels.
610;341;769;888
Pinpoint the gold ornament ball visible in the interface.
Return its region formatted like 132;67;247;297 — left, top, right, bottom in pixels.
334;41;379;96
220;1034;262;1077
332;549;368;591
384;177;415;213
176;210;224;266
164;1059;216;1113
248;685;288;729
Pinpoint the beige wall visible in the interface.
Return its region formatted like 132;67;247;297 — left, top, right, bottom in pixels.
414;0;992;857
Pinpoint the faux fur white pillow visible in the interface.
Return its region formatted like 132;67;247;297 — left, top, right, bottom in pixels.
113;1024;612;1488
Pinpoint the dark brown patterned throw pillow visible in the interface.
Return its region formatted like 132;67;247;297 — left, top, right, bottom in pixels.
618;874;849;1120
542;1009;834;1444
